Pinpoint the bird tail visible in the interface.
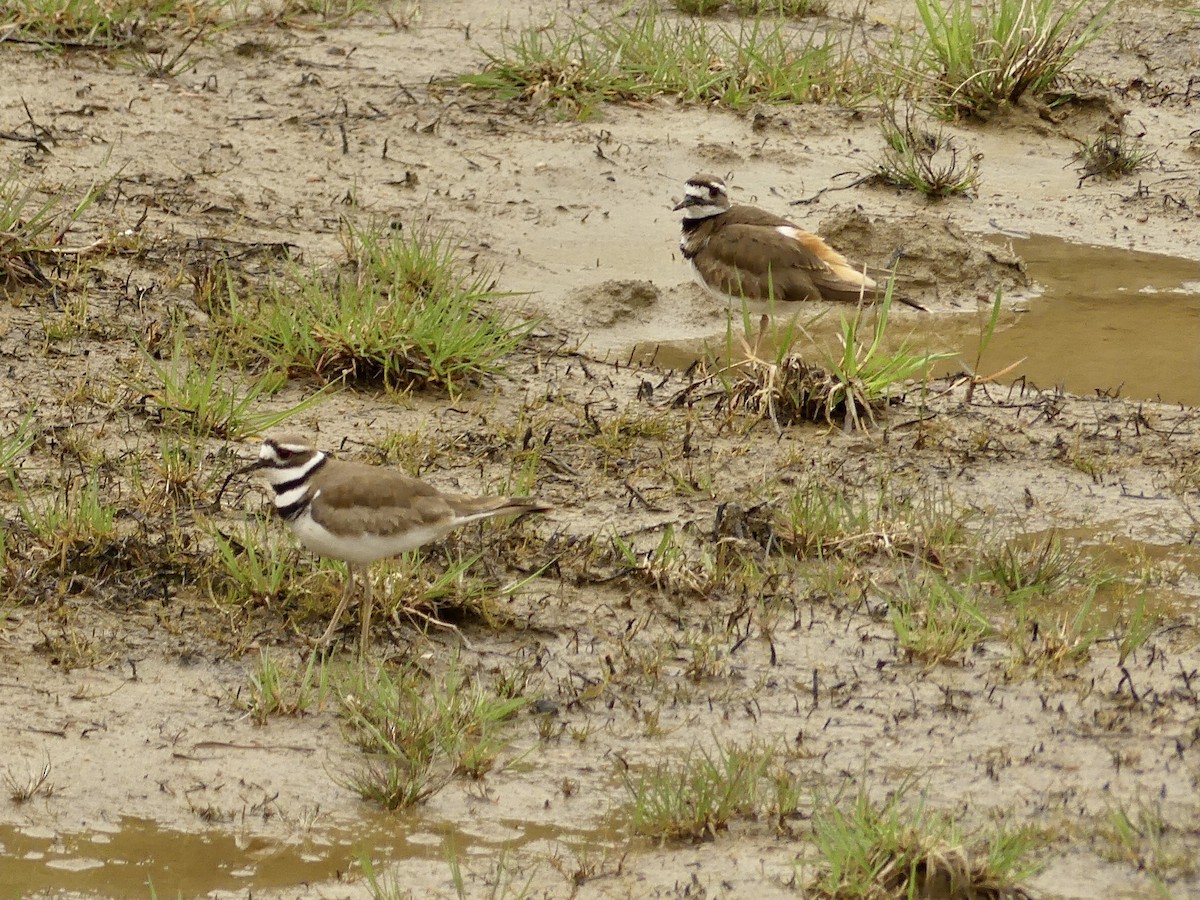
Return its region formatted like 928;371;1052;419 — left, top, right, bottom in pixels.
452;495;553;523
895;294;929;312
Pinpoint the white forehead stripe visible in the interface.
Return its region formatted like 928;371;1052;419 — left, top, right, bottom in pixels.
262;441;311;459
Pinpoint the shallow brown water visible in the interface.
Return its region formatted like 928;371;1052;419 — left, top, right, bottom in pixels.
0;818;365;896
0;814;620;896
980;235;1200;405
633;234;1200;406
1016;526;1200;622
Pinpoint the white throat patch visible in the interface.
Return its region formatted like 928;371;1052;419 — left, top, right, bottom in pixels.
681;201;728;220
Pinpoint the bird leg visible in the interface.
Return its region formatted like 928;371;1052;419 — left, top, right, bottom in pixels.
753;313;770;359
318;564;358;647
359;564;373;660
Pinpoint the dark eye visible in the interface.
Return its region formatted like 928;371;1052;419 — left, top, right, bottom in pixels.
275;447;294;461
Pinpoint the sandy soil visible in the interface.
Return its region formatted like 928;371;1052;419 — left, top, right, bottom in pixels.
1;0;1199;897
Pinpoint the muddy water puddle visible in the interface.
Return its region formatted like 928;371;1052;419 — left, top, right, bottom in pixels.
1015;526;1200;621
632;234;1200;406
0;817;367;896
980;235;1200;405
0;815;617;896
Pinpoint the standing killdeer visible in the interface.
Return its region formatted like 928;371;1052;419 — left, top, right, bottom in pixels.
241;433;551;657
675;173;926;310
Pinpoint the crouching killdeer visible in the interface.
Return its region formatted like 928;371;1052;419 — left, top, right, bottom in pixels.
675;173;926;311
241;433;551;656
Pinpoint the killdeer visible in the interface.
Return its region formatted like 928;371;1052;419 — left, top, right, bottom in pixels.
675;173;926;311
241;433;551;656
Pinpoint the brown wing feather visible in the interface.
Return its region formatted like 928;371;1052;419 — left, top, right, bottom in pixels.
696;206;927;309
310;462;550;537
721;204;795;228
310;462;457;536
702;224;870;303
697;242;817;302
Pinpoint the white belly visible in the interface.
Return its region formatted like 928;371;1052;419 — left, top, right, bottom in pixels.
289;514;454;564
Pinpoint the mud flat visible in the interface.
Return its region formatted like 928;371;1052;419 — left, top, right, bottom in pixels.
1;0;1198;897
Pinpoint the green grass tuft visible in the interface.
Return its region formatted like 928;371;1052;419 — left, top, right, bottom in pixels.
874;105;980;197
336;657;528;809
674;0;725;14
224;223;532;397
1;167;105;293
0;0;191;46
0;0;405;45
731;0;828;15
1073;131;1156;183
1098;802;1198;882
889;573;994;665
914;0;1114;118
136;332;331;441
820;291;951;431
239;648;330;724
207;519;295;605
977;530;1089;602
624;741;774;842
460;6;859;119
808;781;1038;897
702;291;951;432
15;468;117;577
0;414;35;477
